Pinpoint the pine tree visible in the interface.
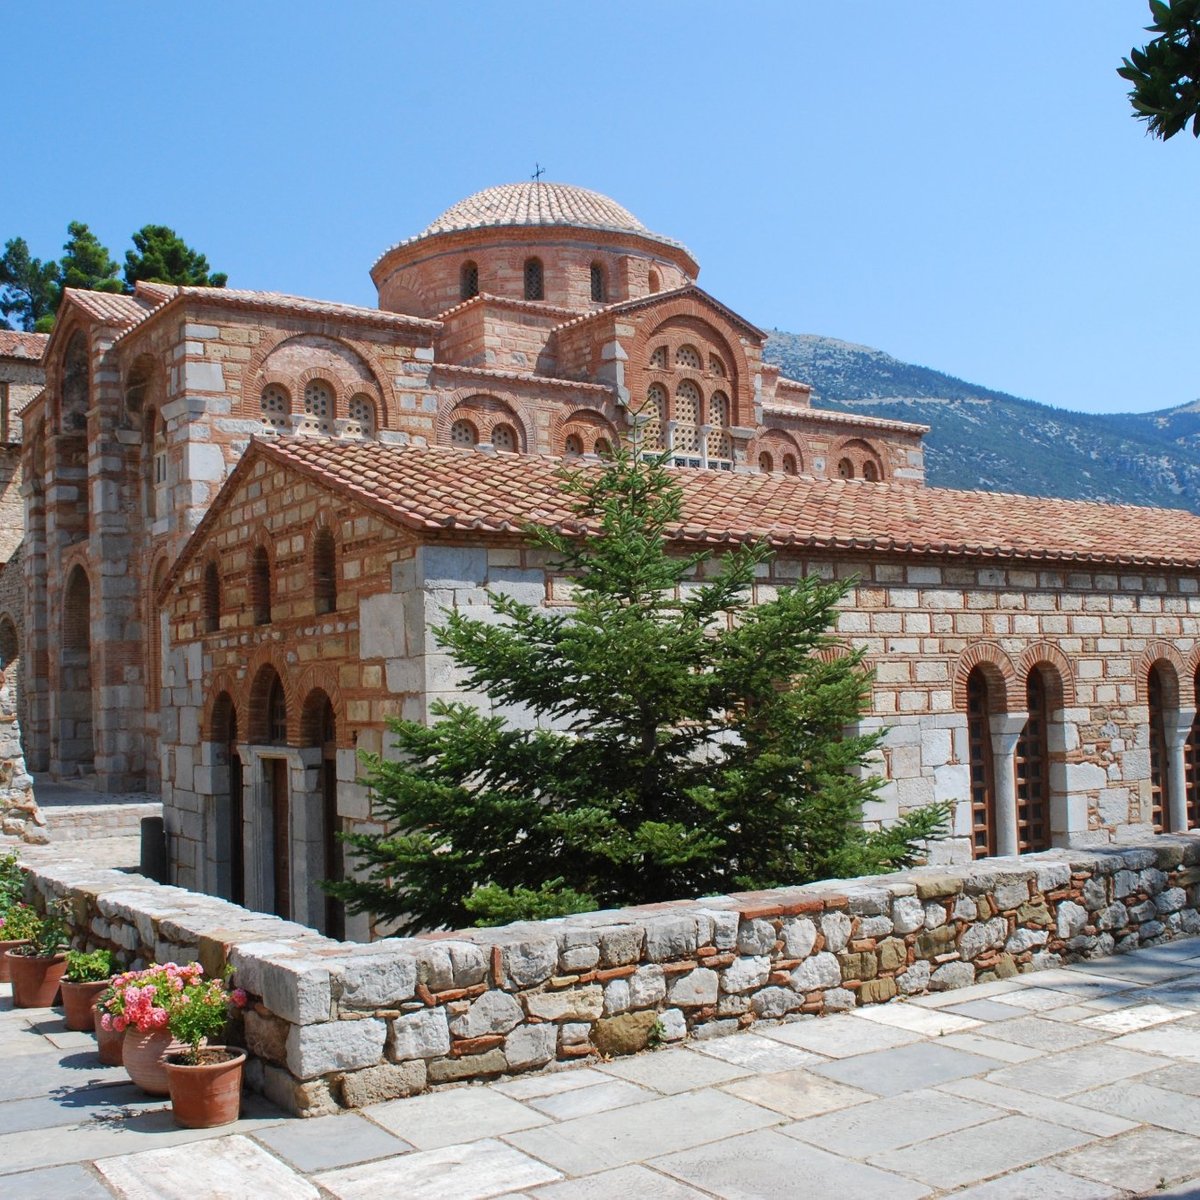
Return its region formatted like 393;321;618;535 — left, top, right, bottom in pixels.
124;225;227;289
0;238;59;331
329;448;948;934
58;222;122;294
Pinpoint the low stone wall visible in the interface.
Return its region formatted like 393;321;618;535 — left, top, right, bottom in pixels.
15;835;1200;1116
46;801;161;842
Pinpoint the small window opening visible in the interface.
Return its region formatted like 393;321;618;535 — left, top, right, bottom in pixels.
782;454;798;475
590;262;605;303
461;260;479;300
491;423;518;453
266;675;287;745
260;384;290;433
450;419;478;447
837;458;855;479
648;269;661;293
203;561;221;634
348;393;375;438
564;433;584;456
252;546;272;625
594;437;612;458
862;460;880;482
313;528;336;615
758;451;774;473
524;257;544;301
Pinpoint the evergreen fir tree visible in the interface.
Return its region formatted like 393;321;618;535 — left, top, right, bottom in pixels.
329;447;948;934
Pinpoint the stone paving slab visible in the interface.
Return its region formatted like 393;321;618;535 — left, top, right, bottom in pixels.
11;943;1200;1196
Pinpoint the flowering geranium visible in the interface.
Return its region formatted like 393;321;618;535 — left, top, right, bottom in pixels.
168;970;249;1064
99;962;205;1033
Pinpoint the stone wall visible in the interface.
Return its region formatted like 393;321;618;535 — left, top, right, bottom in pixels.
15;834;1200;1116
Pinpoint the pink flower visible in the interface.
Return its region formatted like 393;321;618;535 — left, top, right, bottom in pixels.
100;1014;113;1031
113;1016;127;1033
231;989;248;1008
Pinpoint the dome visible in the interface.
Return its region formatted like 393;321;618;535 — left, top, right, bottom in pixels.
379;181;691;257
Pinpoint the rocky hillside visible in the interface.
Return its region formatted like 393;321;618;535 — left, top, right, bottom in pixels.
763;331;1200;513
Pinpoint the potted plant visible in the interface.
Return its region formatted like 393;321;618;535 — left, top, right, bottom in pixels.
0;901;37;981
98;962;198;1095
93;984;124;1065
60;948;115;1031
6;903;69;1008
162;969;249;1128
0;852;30;981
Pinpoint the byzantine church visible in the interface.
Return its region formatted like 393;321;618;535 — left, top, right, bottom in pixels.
19;181;1200;939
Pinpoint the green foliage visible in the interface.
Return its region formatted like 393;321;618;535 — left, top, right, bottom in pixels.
329;446;948;934
1120;0;1200;140
0;849;24;914
124;225;227;289
65;947;115;983
0;902;39;941
167;972;241;1064
0;238;60;332
58;221;122;295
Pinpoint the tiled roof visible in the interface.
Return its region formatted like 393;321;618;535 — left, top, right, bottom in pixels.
376;182;693;261
551;284;762;340
432;362;613;395
0;330;48;361
761;401;930;435
62;289;152;326
114;286;441;346
249;439;1200;570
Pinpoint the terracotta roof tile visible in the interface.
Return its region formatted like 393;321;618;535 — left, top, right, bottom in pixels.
62;289;152;326
761;401;930;435
0;331;48;361
254;440;1200;570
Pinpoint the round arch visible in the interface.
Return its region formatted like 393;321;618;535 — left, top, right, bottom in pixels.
952;642;1019;712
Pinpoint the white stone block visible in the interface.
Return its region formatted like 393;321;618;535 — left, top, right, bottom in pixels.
286;1018;386;1080
183;360;225;391
388;1008;450;1060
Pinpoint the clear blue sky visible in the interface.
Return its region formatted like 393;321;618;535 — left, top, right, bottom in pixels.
4;2;1194;414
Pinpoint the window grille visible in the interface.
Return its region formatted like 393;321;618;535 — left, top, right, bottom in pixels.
491;424;517;452
967;669;998;857
758;451;773;473
594;437;612;458
260;384;290;433
303;380;334;434
837;458;855;479
649;346;668;369
461;261;479;300
1014;671;1052;852
348;394;375;437
564;433;584;456
524;258;544;300
707;390;731;460
590;263;605;303
1149;665;1171;832
1185;696;1200;831
708;355;726;377
674;380;701;452
644;385;667;450
675;345;702;370
450;419;478;447
782;454;798;475
862;460;880;481
266;675;287;744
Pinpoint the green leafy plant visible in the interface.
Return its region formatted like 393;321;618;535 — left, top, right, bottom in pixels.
166;970;249;1065
1119;0;1200;141
65;948;115;983
0;901;39;942
0;850;24;915
328;445;949;934
12;901;69;958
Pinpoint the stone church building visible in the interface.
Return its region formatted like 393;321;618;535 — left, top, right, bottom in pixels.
18;182;1200;939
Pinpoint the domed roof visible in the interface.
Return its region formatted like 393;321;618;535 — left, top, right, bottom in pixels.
378;181;691;258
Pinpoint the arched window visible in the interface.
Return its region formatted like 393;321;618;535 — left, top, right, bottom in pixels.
648;269;661;294
266;674;287;745
203;560;221;634
674;380;701;453
491;423;518;453
594;437;612;458
649;345;668;369
590;262;605;303
60;566;94;773
707;390;732;461
862;460;880;482
62;332;89;432
1015;670;1052;852
709;354;726;377
644;384;667;451
348;393;375;438
524;257;544;301
967;667;998;857
148;409;168;520
564;433;584;456
450;419;478;447
460;260;479;300
758;451;774;473
302;380;334;434
782;453;798;476
837;458;855;479
313;528;336;615
261;384;290;433
1149;664;1171;832
675;345;702;370
252;546;271;625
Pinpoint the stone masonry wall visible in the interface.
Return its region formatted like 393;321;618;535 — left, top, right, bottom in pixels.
15;835;1200;1116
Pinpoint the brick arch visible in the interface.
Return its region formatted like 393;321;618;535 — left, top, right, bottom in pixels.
243;651;299;745
1184;645;1200;706
751;429;804;473
239;331;391;421
1136;641;1186;708
551;407;621;455
202;673;243;741
952;642;1019;712
437;390;536;451
295;666;351;747
120;352;163;434
1016;642;1076;710
829;436;886;482
53;322;92;435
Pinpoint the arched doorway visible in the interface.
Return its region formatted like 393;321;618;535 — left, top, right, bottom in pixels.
59;566;94;774
1014;668;1054;852
966;666;998;858
211;693;244;905
1148;663;1172;832
250;665;290;920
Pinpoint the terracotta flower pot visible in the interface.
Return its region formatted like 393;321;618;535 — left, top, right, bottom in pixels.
61;978;111;1031
0;939;31;982
94;1006;124;1065
123;1027;187;1095
164;1047;246;1129
6;950;67;1008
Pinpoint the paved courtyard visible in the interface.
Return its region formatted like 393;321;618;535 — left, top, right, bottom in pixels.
7;942;1200;1198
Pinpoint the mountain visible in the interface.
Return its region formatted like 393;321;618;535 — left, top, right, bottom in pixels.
763;331;1200;513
